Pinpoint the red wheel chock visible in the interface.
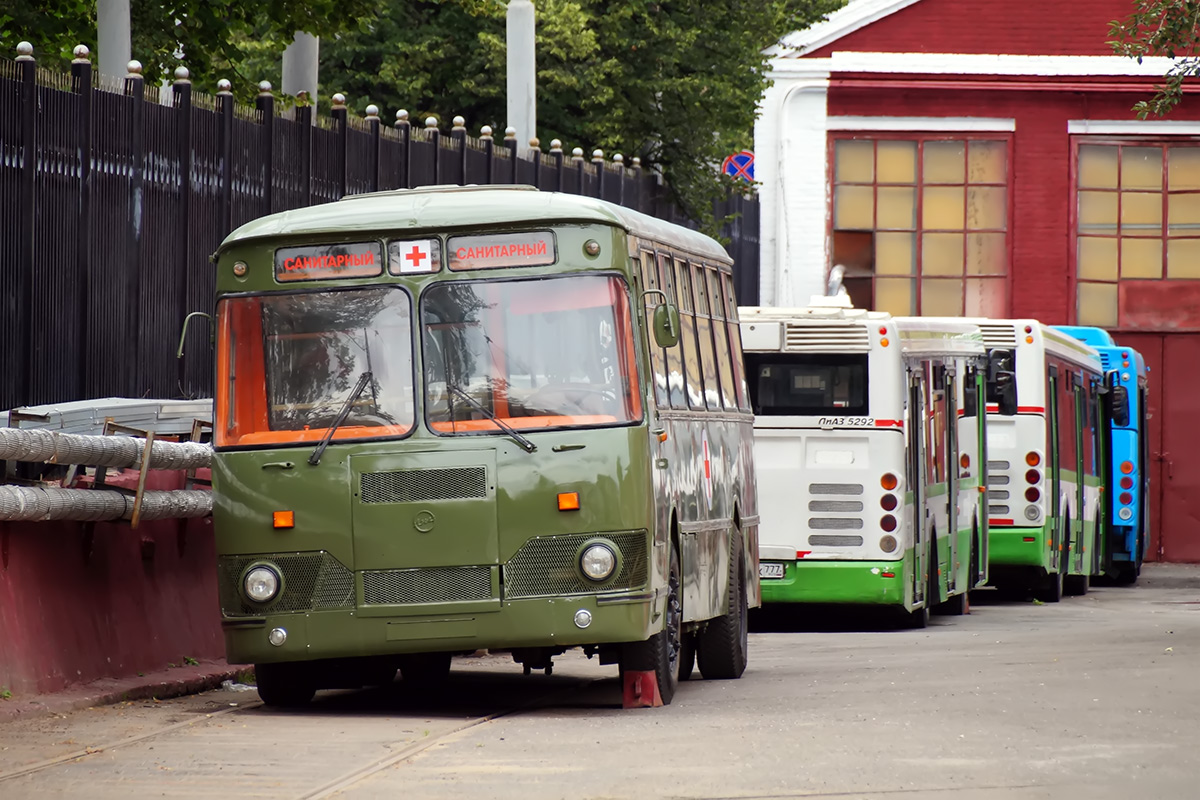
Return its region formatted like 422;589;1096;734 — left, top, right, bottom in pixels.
622;670;664;709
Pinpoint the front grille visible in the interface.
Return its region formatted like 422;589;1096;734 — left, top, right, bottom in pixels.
809;483;863;496
784;323;870;352
218;551;355;617
504;531;648;599
809;500;864;512
808;517;864;530
363;566;493;605
808;534;864;547
360;466;487;503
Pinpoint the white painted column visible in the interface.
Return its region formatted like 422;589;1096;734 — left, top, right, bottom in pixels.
96;0;131;81
754;60;831;307
282;31;320;107
506;0;537;152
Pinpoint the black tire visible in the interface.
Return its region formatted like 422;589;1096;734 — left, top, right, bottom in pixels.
697;534;748;680
1038;568;1064;603
620;543;683;703
398;652;452;685
254;662;316;708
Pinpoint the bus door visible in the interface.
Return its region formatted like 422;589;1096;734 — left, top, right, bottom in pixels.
1091;376;1110;576
907;368;928;606
1047;366;1062;571
973;365;989;585
944;364;960;593
1072;375;1087;573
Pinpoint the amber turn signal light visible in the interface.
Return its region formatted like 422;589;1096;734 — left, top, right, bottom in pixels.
557;492;580;511
273;510;294;529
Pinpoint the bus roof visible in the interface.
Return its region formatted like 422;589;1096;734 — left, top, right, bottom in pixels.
894;317;986;358
738;303;892;323
961;317;1102;372
1053;325;1116;348
215;184;733;264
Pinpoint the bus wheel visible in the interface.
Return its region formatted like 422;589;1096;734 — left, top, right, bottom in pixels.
620;544;682;703
697;536;749;680
254;662;316;708
399;652;452;686
1037;569;1064;603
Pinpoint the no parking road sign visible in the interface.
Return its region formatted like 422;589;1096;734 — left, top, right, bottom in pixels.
721;150;754;182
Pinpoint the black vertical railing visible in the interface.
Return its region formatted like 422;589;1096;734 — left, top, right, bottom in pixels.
0;43;759;409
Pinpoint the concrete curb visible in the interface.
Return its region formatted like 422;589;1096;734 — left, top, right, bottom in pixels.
0;660;249;723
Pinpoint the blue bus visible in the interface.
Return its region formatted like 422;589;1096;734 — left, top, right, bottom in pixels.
1055;326;1150;584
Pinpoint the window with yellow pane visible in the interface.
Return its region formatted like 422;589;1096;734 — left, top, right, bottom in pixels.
831;135;1010;317
1074;141;1200;327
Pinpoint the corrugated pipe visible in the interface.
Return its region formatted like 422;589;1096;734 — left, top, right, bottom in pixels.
0;428;211;470
0;486;212;522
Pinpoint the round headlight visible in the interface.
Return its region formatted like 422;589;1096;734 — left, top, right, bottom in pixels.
580;544;617;582
245;566;280;603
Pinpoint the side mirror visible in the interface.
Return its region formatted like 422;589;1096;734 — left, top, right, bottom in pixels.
653;303;680;348
986;348;1017;416
997;377;1018;416
1109;373;1130;427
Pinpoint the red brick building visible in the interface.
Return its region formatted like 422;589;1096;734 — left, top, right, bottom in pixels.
754;0;1200;560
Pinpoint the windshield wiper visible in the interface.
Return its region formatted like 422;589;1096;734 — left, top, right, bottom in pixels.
446;383;537;453
309;371;373;466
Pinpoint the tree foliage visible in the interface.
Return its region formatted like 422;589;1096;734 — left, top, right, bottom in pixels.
1110;0;1200;117
2;0;844;230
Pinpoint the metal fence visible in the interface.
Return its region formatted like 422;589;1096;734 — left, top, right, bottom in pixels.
0;46;760;411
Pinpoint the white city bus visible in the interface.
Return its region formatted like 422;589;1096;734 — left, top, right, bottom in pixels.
740;300;989;626
968;319;1105;601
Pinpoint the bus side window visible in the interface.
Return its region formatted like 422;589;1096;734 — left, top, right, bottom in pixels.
721;272;750;412
690;261;722;411
658;254;687;409
674;258;707;410
706;267;739;411
641;251;670;409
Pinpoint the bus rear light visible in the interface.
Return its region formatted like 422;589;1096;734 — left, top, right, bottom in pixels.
880;337;890;347
881;473;898;490
1024;325;1033;334
1025;336;1034;344
1024;469;1040;485
880;515;898;532
272;510;295;529
1025;452;1041;467
881;572;895;578
1024;487;1040;502
960;454;970;469
1024;505;1039;521
1118;507;1134;521
1023;536;1036;543
1119;492;1133;505
1120;461;1134;474
1120;476;1134;490
557;492;580;511
879;327;888;335
881;494;898;511
880;535;898;553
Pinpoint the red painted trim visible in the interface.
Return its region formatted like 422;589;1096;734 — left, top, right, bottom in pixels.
1017;405;1045;413
989;518;1015;526
874;419;905;428
829;77;1200;94
796;550;812;559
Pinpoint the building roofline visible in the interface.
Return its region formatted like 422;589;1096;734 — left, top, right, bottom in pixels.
768;0;922;58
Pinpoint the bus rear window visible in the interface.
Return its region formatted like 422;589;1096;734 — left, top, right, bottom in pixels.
746;353;869;417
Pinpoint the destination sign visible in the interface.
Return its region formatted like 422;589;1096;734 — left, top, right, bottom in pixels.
274;242;383;282
447;231;556;271
388;239;441;275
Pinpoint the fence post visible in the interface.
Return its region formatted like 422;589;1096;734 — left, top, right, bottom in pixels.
14;42;36;408
124;60;145;395
592;150;605;200
452;116;467;185
71;45;94;396
572;147;585;195
217;79;233;233
550;139;564;192
632;157;643;213
297;100;312;205
425;116;440;185
395;110;411;189
256;81;274;214
613;154;625;207
480;126;494;184
365;104;380;193
505;127;518;184
529;138;541;189
173;67;193;392
331;93;348;198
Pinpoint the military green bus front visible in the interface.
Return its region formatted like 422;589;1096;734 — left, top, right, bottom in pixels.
212;211;663;704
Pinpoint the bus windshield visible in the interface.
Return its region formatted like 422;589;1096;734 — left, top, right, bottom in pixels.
216;286;415;447
745;352;869;416
422;274;642;432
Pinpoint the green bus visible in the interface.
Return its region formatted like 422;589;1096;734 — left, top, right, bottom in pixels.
207;185;760;707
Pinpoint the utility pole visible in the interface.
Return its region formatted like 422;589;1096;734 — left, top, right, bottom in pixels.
506;0;536;153
96;0;131;81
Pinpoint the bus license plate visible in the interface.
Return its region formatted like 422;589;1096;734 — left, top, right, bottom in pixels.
759;562;785;579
